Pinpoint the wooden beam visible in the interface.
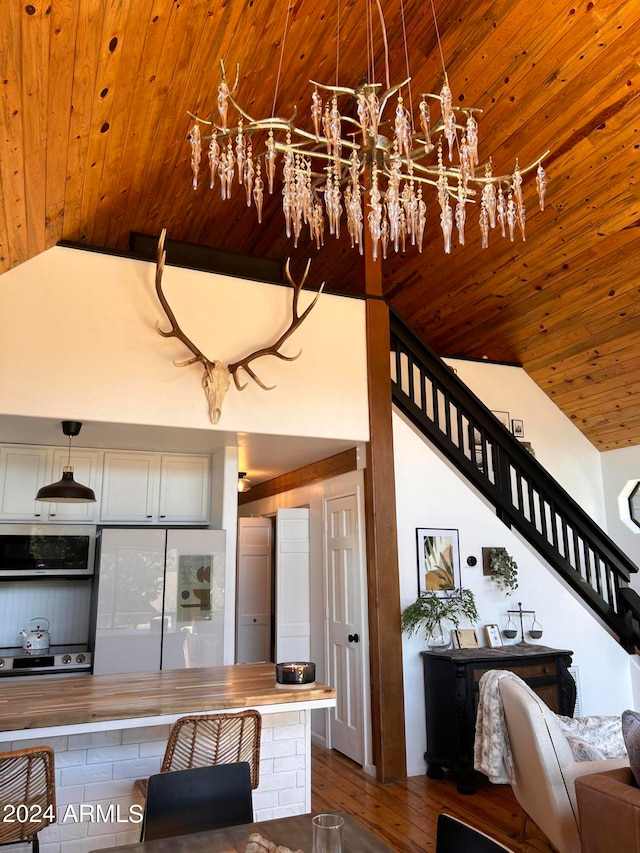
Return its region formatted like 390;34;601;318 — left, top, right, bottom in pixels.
238;448;357;505
361;242;407;783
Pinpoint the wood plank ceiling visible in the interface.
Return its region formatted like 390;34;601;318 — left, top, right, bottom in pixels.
1;0;638;451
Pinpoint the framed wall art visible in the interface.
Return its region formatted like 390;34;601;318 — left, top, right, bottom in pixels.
511;418;525;438
416;528;461;595
485;623;502;648
491;410;510;429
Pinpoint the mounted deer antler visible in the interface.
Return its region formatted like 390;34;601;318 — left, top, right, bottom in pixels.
154;228;324;423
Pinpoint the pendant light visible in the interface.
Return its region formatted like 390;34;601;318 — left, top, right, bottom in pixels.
237;472;252;493
35;421;96;503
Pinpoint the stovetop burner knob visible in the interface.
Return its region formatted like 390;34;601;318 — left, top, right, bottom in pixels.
76;653;86;663
62;654;72;664
0;658;4;668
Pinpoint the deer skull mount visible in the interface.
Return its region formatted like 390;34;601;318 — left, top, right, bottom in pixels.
154;228;324;424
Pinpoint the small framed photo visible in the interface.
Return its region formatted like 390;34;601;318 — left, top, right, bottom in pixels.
416;528;461;595
491;410;510;429
485;623;502;648
511;419;525;438
451;628;479;649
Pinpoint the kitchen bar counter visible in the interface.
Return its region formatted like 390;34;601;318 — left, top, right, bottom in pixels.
0;662;335;736
0;664;336;853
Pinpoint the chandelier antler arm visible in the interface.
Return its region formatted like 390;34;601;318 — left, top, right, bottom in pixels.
228;258;324;391
219;59;240;95
187;111;214;126
154;228;215;371
273;136;360;162
475;150;550;186
378;78;411;116
309;80;365;97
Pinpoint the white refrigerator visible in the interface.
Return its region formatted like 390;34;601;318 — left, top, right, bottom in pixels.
92;527;226;675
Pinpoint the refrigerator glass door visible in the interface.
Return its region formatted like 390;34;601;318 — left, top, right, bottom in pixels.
163;529;226;669
93;528;166;674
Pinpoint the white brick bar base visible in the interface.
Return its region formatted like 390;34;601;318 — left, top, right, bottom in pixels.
0;708;312;853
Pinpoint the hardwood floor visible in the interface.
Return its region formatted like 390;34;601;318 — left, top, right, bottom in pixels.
311;745;555;853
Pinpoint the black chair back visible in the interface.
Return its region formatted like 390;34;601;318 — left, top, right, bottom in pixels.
141;761;253;841
436;814;515;853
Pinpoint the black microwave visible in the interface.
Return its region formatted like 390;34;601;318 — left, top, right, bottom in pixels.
0;524;96;578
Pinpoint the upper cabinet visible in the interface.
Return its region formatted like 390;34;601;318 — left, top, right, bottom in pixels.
100;451;210;524
100;452;158;523
0;446;51;520
0;445;102;522
158;454;211;524
0;445;211;525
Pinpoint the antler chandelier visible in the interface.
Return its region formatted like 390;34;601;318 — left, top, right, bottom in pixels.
187;0;549;261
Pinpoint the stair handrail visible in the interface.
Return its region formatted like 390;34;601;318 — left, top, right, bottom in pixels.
390;309;640;651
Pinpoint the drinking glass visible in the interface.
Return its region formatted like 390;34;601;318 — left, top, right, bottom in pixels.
312;813;344;853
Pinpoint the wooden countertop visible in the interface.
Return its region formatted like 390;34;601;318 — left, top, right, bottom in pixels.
0;664;336;735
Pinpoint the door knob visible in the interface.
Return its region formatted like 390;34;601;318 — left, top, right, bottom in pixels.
348;633;359;643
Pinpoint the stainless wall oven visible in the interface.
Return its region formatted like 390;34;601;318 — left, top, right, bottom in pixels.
0;524;96;579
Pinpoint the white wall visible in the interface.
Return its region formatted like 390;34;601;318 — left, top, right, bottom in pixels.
394;410;634;777
445;358;607;526
0;246;368;442
601;446;640;588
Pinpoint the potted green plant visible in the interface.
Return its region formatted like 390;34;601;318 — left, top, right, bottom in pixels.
486;547;519;594
401;588;479;649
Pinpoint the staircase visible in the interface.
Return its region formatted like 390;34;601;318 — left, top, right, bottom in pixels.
390;311;640;653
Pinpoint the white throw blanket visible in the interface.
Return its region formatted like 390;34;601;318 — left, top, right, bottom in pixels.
473;669;534;784
473;669;627;785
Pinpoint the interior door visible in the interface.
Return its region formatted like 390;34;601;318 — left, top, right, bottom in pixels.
275;508;310;662
325;493;364;764
236;517;273;663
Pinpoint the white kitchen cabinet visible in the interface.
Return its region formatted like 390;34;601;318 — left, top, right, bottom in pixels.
158;454;210;524
45;448;102;522
100;451;159;522
0;445;51;520
100;451;210;524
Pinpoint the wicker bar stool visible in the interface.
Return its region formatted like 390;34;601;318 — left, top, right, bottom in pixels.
136;708;261;797
0;746;56;853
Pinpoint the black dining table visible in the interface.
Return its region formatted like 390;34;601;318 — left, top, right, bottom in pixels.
91;811;395;852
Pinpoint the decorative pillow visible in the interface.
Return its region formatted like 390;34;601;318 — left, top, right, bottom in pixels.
556;713;627;761
622;709;640;784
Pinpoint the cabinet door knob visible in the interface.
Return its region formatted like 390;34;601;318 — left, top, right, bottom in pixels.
348;633;360;643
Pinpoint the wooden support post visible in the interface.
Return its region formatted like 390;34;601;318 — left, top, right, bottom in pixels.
361;238;407;783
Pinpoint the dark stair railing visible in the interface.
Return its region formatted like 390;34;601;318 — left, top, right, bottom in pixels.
390;310;640;653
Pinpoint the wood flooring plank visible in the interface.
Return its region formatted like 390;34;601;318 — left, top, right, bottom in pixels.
311;744;555;853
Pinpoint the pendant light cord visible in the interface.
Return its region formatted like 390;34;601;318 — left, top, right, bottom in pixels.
400;0;414;128
430;0;448;77
272;0;292;116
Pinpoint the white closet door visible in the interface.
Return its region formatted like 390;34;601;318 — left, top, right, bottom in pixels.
236;517;273;664
275;508;310;662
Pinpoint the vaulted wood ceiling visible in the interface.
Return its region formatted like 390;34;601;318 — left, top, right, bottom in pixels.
1;0;638;450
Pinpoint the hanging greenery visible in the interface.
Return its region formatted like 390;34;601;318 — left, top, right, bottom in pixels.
487;547;519;594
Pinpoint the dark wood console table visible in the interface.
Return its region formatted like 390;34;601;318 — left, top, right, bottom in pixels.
420;644;575;793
